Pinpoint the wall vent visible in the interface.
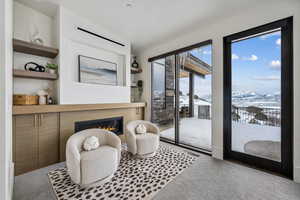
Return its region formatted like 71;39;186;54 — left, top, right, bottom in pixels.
77;27;125;47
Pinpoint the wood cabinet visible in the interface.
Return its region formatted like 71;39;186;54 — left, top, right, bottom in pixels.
13;113;59;175
13;114;38;175
38;113;59;168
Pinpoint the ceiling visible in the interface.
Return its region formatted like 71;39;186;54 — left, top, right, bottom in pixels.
16;0;286;53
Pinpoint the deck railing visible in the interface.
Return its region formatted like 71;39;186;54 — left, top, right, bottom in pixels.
232;106;281;127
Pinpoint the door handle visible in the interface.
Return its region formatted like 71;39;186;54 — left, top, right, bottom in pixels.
34;114;37;128
40;114;43;127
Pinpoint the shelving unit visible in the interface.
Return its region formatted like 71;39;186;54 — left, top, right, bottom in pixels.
13;39;59;58
12;39;59;81
13;69;58;80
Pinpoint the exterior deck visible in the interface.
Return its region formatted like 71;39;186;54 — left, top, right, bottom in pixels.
160;117;280;161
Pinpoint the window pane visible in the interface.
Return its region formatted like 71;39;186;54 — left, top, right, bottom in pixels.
152;59;165;100
178;44;212;150
152;56;176;142
231;30;281;162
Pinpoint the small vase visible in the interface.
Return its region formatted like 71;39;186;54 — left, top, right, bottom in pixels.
39;95;47;105
48;69;56;74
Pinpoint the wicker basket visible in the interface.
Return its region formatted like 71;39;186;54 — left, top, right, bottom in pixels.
13;95;39;105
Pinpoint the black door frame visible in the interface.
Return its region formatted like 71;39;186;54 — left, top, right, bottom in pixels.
223;17;293;178
149;40;213;154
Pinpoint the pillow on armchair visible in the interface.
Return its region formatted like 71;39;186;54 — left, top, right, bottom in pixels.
83;136;99;151
136;124;147;134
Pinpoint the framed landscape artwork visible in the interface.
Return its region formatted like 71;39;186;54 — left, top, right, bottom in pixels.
78;55;118;85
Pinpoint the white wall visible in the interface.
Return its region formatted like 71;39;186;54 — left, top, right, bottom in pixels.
57;7;131;104
137;1;300;182
14;2;55;47
0;0;13;199
13;2;57;99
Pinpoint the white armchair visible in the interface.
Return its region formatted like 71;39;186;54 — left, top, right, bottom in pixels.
66;128;121;188
126;120;160;158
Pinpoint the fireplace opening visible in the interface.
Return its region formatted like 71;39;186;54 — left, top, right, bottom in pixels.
75;117;123;135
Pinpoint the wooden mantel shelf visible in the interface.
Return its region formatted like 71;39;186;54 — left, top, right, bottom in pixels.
13;39;59;58
13;69;58;80
13;102;146;115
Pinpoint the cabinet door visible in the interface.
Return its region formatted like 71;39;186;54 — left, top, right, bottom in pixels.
38;113;59;168
14;114;38;175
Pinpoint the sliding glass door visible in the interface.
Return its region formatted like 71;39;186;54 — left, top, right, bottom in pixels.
151;56;176;142
150;41;212;151
224;17;293;178
178;45;212;150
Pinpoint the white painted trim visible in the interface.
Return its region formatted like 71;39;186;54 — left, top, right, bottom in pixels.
10;163;14;196
212;146;223;160
294;167;300;183
0;0;13;199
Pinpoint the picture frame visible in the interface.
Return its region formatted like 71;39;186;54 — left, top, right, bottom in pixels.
78;55;118;86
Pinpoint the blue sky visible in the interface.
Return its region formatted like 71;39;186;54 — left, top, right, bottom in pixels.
160;31;281;99
232;31;281;94
181;31;281;98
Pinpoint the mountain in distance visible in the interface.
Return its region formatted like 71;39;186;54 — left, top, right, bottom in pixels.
168;90;280;109
232;90;280;108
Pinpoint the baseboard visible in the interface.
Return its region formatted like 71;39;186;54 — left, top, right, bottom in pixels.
294;166;300;183
9;162;14;199
212;145;223;160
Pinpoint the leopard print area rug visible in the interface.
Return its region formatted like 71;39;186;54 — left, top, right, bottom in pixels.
48;143;197;200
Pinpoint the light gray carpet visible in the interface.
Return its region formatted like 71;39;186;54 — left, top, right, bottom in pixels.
13;143;300;200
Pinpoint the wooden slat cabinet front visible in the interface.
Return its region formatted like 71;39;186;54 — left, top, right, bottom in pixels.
38;113;59;168
13;113;59;175
13;114;39;175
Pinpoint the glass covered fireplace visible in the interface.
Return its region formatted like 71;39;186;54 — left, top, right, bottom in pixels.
75;117;123;135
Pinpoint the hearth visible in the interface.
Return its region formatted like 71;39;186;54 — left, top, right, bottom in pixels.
75;117;123;135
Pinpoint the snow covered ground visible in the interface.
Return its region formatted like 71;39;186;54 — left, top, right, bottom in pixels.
160;118;280;158
232;122;280;153
161;118;212;150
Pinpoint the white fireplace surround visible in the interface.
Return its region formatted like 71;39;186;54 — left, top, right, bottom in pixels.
57;7;131;104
